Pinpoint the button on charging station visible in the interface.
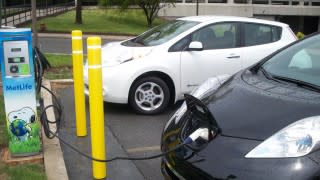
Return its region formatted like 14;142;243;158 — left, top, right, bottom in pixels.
9;65;19;73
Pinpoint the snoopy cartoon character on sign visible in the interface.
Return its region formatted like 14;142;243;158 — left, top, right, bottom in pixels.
8;107;36;141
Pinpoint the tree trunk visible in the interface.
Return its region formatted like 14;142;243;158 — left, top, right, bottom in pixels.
75;0;82;24
147;15;153;27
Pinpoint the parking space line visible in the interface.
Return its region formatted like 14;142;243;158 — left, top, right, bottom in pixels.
126;146;160;153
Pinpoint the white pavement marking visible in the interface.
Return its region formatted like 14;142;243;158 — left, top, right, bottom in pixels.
126;146;161;153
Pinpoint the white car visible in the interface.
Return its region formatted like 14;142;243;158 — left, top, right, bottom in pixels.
84;16;297;114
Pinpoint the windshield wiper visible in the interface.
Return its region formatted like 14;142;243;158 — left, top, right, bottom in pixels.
271;75;320;93
260;67;280;82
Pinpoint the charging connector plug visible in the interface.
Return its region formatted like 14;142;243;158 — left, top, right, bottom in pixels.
183;128;214;144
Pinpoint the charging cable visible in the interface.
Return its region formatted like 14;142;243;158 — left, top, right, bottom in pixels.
34;47;51;94
40;95;211;163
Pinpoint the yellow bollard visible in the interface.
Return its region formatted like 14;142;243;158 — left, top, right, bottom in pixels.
87;36;107;179
71;30;87;137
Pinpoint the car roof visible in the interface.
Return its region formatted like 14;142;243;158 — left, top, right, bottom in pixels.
177;16;288;27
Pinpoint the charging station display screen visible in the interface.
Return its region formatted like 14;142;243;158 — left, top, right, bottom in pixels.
11;48;21;52
8;57;25;63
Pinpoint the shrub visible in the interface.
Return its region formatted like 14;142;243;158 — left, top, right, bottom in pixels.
296;31;305;39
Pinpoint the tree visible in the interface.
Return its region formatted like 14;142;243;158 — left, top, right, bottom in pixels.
75;0;82;24
121;0;175;27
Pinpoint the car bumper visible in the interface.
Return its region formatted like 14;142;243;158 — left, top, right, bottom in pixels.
83;65;131;104
161;135;320;180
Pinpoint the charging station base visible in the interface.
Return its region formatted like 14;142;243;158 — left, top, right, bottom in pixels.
1;147;43;165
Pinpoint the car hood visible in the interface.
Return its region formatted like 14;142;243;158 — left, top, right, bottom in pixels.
100;41;154;67
205;70;320;140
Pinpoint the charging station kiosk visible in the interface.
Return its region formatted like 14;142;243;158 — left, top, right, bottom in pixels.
0;28;41;156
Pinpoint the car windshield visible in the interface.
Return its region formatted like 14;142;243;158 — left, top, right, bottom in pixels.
262;34;320;87
122;20;199;47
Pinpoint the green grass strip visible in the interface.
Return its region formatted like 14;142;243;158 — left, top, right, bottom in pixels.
34;9;167;35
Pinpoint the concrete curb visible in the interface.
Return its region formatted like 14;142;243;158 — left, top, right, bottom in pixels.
39;33;134;41
41;80;69;180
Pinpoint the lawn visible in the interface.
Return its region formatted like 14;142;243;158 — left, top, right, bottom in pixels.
0;96;47;180
0;96;8;146
35;9;167;35
44;54;73;79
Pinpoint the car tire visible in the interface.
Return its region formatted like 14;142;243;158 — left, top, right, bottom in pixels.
129;76;170;115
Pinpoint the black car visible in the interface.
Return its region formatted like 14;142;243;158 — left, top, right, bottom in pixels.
161;33;320;180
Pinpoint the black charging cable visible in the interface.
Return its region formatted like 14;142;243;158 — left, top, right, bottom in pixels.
34;47;51;94
39;85;63;139
39;90;186;162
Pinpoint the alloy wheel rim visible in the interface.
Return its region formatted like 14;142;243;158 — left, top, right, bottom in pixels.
134;82;164;112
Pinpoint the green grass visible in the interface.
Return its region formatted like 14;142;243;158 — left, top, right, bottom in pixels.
0;96;8;146
44;54;73;79
0;162;46;180
45;54;72;67
35;9;167;35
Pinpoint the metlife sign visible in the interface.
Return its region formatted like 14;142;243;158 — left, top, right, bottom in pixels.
5;83;33;91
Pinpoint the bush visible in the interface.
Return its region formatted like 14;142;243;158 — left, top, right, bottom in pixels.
296;31;305;39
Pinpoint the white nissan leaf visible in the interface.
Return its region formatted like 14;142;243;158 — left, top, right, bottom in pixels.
84;16;297;114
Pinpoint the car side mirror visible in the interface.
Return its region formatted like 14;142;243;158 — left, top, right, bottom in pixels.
188;41;203;51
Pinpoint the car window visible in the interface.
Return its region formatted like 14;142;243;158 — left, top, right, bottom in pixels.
263;35;320;86
243;23;282;46
191;23;238;50
122;20;199;47
169;35;191;52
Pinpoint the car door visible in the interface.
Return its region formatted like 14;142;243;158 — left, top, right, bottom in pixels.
180;22;243;93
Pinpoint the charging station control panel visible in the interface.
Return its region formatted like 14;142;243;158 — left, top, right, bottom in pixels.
3;41;30;77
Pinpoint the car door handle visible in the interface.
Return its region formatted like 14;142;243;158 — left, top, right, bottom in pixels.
227;55;240;59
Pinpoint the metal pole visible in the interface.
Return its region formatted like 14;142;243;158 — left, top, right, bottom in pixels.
32;0;38;48
3;0;6;26
24;0;26;23
196;0;199;16
0;0;2;27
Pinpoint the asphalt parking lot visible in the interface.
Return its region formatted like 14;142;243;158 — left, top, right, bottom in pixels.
55;85;181;180
39;36;112;54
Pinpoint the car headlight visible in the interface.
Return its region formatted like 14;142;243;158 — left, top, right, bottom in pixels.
246;116;320;158
102;45;153;67
164;75;230;131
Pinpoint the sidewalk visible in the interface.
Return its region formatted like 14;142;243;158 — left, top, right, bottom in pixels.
44;81;145;180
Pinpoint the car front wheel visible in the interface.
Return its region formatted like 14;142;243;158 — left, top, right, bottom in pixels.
129;77;170;115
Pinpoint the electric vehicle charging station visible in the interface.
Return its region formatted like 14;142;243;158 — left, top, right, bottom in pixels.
0;28;41;156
